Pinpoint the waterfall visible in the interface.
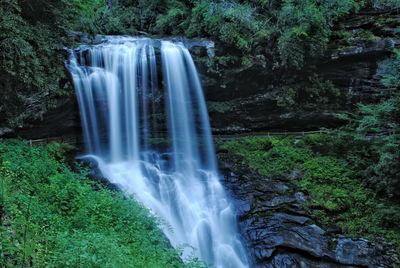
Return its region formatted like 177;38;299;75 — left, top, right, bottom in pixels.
67;37;248;267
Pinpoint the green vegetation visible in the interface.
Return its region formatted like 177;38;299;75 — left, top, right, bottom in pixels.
220;137;311;176
220;51;400;252
276;74;341;109
0;141;201;267
150;0;364;70
0;0;71;127
344;50;400;198
1;0;399;265
2;0;398;126
220;133;400;254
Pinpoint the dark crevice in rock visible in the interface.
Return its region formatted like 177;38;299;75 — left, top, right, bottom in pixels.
261;246;361;268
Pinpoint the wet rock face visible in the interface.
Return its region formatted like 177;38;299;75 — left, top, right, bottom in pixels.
218;153;398;267
1;96;82;142
203;11;399;134
2;10;399;139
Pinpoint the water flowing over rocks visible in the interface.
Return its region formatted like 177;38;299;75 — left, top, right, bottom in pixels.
2;10;398;139
1;8;399;139
218;152;399;267
1;3;399;267
66;37;248;267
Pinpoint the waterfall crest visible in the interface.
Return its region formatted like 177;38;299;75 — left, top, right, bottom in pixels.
67;37;248;267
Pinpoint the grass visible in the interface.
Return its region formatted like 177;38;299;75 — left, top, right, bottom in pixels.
220;136;311;176
0;140;202;267
220;134;400;254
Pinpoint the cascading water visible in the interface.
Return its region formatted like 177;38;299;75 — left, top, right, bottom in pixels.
67;37;248;267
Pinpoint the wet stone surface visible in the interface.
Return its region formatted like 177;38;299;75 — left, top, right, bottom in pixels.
218;153;399;268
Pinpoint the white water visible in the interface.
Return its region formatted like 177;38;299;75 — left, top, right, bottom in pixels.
67;37;248;267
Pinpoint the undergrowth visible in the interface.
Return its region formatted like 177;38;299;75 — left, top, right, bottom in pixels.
220;134;400;255
0;140;202;267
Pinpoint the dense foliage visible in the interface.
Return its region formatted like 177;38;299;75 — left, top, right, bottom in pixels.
34;0;388;70
2;0;399;127
0;141;201;267
345;50;400;198
99;0;365;69
0;0;71;127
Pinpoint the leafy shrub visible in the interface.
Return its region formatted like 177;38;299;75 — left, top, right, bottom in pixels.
154;0;190;35
277;0;362;69
189;1;262;52
221;137;311;176
377;49;400;89
277;0;330;69
0;141;190;267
